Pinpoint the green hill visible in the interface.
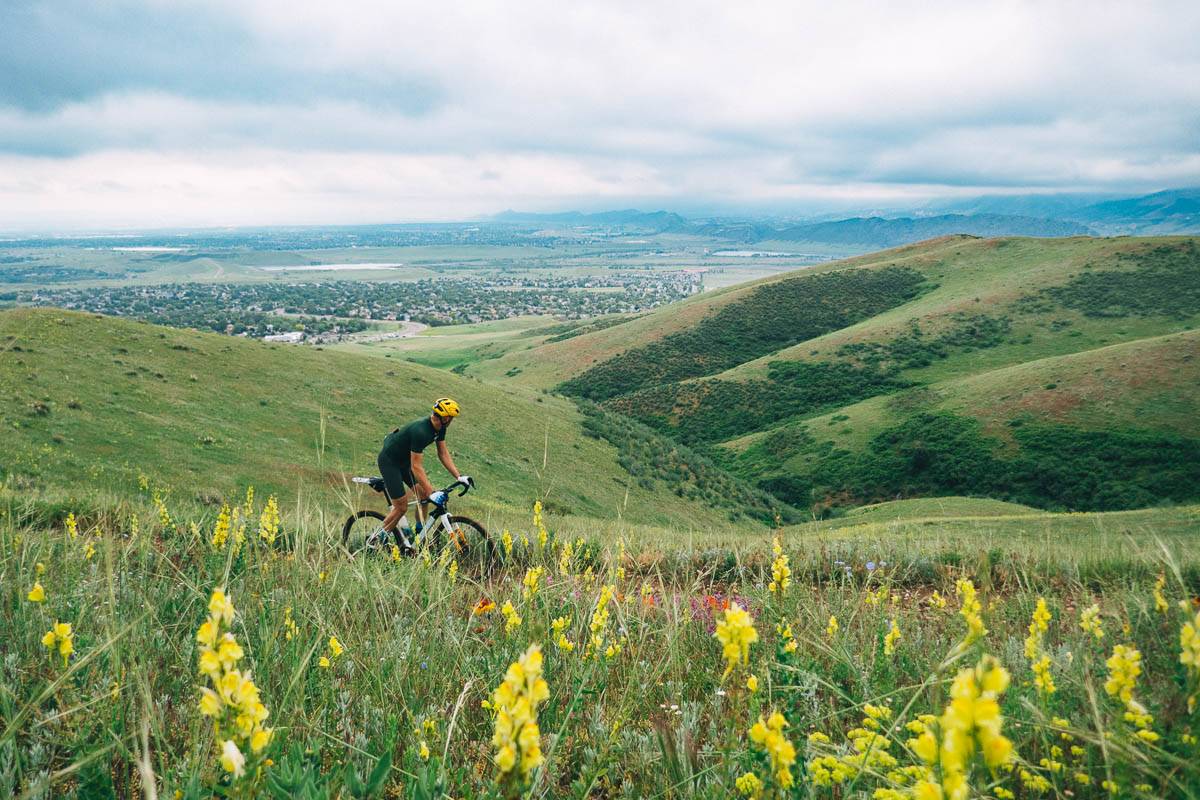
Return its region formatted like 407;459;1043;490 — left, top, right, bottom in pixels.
0;308;780;528
483;235;1200;512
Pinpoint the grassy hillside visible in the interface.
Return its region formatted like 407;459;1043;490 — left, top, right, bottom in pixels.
0;308;779;529
728;330;1200;512
488;235;1199;512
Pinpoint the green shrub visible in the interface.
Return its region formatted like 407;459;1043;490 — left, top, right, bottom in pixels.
560;266;928;401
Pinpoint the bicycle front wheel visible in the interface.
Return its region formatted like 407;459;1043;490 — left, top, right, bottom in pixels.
427;515;494;572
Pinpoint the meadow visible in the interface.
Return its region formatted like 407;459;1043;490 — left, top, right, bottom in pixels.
3;482;1199;798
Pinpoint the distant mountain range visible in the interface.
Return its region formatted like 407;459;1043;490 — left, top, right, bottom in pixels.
495;187;1200;248
763;214;1092;246
492;209;687;230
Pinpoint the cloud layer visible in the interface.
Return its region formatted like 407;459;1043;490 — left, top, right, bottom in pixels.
2;0;1198;228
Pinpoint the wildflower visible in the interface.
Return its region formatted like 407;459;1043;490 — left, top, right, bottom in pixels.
768;536;791;594
533;501;548;550
42;621;74;667
282;607;299;641
552;616;575;652
714;602;758;680
928;591;947;609
501;529;513;558
212;504;232;550
194;588;272;779
955;579;987;643
219;740;246;777
1080;604;1104;639
258;495;280;546
747;674;759;693
587;585;616;659
318;656;331;668
1181;605;1200;712
735;771;763;798
27;581;45;603
418;740;431;760
490;644;549;780
558;540;574;576
522;566;545;599
884;619;901;656
1104;644;1141;706
826;615;839;640
502;601;523;636
748;711;796;789
154;491;173;532
640;582;655;608
391;544;401;562
912;655;1014;800
473;598;497;616
84;540;96;560
777;621;798;654
66;512;79;540
328;636;344;658
448;559;458;584
1024;598;1055;697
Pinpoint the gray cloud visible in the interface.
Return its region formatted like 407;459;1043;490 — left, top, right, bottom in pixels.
0;0;1198;227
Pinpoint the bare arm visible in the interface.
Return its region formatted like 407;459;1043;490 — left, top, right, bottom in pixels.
409;451;435;498
436;440;461;480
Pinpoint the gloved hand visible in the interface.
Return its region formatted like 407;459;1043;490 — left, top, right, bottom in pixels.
456;475;475;491
429;490;448;506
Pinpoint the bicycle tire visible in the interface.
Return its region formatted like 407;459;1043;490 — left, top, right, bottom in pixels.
342;509;385;554
429;514;494;571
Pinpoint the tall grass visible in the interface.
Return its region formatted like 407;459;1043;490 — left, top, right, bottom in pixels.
2;484;1198;798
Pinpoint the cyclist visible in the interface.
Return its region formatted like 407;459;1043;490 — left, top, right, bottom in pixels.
368;397;473;551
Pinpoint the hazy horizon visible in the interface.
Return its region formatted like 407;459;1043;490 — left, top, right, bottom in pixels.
2;1;1198;229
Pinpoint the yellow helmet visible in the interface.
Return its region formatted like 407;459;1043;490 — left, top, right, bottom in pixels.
432;397;461;418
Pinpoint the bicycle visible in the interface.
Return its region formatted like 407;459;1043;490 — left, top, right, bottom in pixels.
342;477;494;568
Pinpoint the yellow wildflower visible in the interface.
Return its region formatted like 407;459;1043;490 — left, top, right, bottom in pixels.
1181;605;1200;712
1080;604;1104;640
1104;644;1141;706
490;644;549;780
194;588;272;779
211;504;232;550
747;674;759;693
748;711;796;789
41;621;74;667
714;602;758;680
66;512;79;540
777;621;798;654
735;771;763;798
522;566;545;599
502;601;523;636
768;536;791;594
258;495;280;546
884;619;901;656
1153;574;1169;614
928;590;947;609
219;740;246;778
587;585;616;659
501;529;513;558
418;740;430;760
826;615;839;640
27;581;45;603
328;636;344;658
955;579;987;643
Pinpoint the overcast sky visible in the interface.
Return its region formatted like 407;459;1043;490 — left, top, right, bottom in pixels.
1;0;1198;230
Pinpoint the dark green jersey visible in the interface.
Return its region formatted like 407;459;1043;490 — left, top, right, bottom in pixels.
380;416;446;464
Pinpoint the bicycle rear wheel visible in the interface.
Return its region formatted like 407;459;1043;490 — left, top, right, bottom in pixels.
342;510;385;555
426;515;494;572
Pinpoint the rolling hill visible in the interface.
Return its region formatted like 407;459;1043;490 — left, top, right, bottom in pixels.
0;308;783;528
478;235;1200;513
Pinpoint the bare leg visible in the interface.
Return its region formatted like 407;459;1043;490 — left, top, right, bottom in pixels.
381;493;411;532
